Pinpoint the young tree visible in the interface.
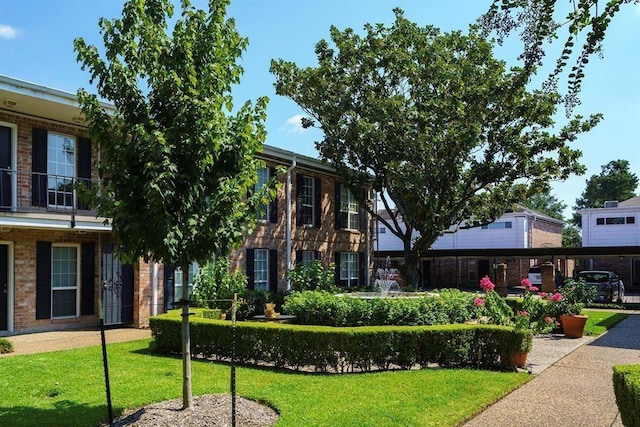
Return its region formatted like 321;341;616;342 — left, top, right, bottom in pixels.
480;0;639;113
271;9;600;284
74;0;270;409
572;159;639;226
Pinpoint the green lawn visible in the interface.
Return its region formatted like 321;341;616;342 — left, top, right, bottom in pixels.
583;310;628;336
0;339;530;427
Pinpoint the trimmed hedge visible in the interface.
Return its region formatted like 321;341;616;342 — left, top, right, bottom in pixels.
149;313;532;373
613;364;640;427
282;289;477;327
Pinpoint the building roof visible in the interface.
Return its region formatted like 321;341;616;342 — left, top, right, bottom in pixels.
619;196;640;207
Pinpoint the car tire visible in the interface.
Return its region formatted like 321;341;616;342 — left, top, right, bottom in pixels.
617;287;625;304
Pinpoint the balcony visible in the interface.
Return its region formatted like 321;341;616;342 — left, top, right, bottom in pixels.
0;168;109;231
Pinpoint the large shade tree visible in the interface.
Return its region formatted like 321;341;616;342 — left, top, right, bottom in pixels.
271;9;601;284
74;0;271;408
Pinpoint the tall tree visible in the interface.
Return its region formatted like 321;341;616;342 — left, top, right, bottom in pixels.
74;0;270;408
480;0;639;113
522;193;566;220
572;159;639;226
271;9;600;284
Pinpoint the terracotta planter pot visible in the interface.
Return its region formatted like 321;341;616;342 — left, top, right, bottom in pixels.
560;314;588;338
501;352;528;368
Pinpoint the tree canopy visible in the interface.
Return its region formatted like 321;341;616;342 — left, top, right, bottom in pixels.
271;9;600;283
480;0;639;113
522;193;566;221
572;159;639;226
74;0;270;269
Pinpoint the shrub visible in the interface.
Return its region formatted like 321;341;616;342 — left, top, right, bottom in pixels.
613;364;640;427
288;260;336;292
191;257;247;310
281;289;476;327
0;338;13;354
149;313;531;372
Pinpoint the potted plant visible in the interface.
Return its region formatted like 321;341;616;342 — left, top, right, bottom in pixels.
544;279;596;338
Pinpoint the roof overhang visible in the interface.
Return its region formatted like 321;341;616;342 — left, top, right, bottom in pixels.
376;246;640;259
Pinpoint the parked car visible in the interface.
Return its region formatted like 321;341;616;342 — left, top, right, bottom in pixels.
527;266;542;286
574;270;625;303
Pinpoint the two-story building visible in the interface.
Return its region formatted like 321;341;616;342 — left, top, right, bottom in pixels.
375;206;566;288
0;75;371;334
579;197;640;287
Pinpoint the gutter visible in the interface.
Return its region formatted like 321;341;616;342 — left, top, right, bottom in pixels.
285;155;297;290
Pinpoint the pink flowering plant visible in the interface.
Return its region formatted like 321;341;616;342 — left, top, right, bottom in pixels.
543;278;596;317
474;276;513;326
516;278;554;335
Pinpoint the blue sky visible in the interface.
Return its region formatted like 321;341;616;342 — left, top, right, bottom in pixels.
1;0;638;218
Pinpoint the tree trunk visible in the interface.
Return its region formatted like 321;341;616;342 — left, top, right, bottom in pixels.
403;240;420;288
180;262;193;409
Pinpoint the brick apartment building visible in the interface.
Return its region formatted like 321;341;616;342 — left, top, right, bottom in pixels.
0;75;371;334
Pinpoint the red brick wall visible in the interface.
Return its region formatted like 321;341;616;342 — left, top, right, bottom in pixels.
3;228;102;332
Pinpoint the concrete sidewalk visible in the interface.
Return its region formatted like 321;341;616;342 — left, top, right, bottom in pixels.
465;310;640;427
1;327;152;357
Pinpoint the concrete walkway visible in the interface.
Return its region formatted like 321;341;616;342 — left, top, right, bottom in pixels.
465;310;640;427
1;327;152;357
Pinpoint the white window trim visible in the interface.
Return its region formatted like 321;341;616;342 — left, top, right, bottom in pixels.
51;243;80;319
340;186;359;230
47;132;76;210
340;252;359;287
254;249;269;291
301;175;315;226
175;262;199;301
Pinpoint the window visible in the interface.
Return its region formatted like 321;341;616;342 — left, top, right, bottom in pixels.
51;244;79;318
47;133;75;208
340;187;359;230
253;249;269;290
340;252;359;287
378;227;386;234
255;167;269;220
596;216;635;225
300;175;314;225
468;261;477;281
174;262;198;301
481;221;512;229
301;250;316;267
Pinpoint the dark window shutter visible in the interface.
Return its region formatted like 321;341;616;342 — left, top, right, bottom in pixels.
80;243;95;316
36;241;52;319
32;128;48;207
295;250;303;265
314;177;322;228
269;167;278;223
121;263;134;323
358;252;365;287
163;265;175;311
296;173;303;226
314;251;321;261
269;249;278;293
334;183;341;229
334;251;341;288
246;249;255;290
77;137;92;210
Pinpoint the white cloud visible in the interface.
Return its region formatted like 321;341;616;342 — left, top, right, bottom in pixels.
284;114;309;134
0;24;19;39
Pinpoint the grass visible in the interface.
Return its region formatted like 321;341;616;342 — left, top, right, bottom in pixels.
0;339;530;427
583;309;628;335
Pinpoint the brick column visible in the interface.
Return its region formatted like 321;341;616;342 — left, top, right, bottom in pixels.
541;262;556;293
495;263;508;296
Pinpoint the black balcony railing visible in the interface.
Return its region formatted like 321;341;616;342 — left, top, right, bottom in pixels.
0;168;99;214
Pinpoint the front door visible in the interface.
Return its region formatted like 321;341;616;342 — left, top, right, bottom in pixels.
101;245;134;326
0;244;8;331
0;126;12;210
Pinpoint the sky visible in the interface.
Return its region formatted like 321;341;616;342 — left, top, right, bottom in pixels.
1;0;639;219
